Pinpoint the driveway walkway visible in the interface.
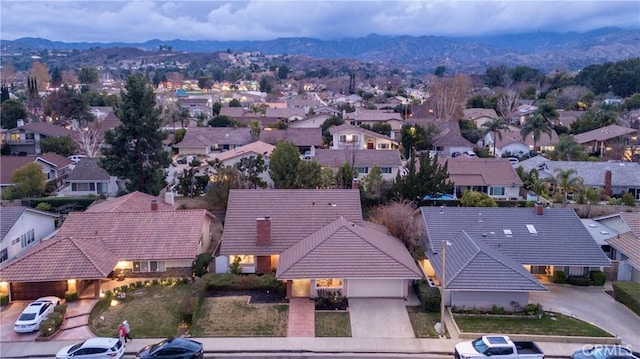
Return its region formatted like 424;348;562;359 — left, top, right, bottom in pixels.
530;284;640;348
287;298;315;337
349;298;415;338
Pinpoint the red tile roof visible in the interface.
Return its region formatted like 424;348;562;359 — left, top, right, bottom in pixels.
440;157;523;186
86;191;176;212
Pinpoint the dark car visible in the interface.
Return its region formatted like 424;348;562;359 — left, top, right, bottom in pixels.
135;338;203;359
571;345;637;359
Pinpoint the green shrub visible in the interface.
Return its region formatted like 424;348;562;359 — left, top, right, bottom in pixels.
53;303;67;315
152;279;159;285
182;277;190;284
65;291;78;302
567;276;591;286
120;284;129;292
552;270;566;284
39;318;57;337
47;312;64;328
235;274;257;289
524;303;543;316
193;253;212;277
204;273;236;290
136;281;143;288
103;290;112;298
0;293;8;306
491;305;505;315
622;192;635;206
229;256;242;275
413;280;441;312
589;270;607;286
256;273;286;292
612;282;640;316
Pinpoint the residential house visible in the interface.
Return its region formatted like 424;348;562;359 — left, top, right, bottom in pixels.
265;108;306;123
85;190;177;212
328;123;398;150
219;190;422;298
420;206;611;310
518;156;640;200
259;128;323;152
5;121;73;155
173;127;253;155
343;108;404;133
312;148;403;181
209;141;276;187
178;98;212;118
572;124;638;158
593;212;640;283
432;124;476;157
482;125;559;157
0;154;74;195
0;207;58;264
0;206;215;301
59;158;120;197
463;108;498;128
288;114;332;129
441;157;523;199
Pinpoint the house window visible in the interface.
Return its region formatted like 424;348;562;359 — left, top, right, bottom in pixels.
132;260;166;273
96;182;108;194
377;143;389;149
339;134;359;143
230;255;255;265
0;248;7;263
489;187;505;196
10;133;20;142
26;133;35;140
380;167;392;174
356;167;368;174
20;229;35;248
12;237;20;245
315;278;343;289
72;183;96;192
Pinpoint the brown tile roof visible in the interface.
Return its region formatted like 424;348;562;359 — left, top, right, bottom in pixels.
66;158;112;181
277;216;422;280
619;212;640;238
219;107;247;118
174;128;252;149
86;191;176;212
0;156;36;185
572;125;637;144
220;189;363;256
440;157;523;186
495;125;559;147
463;108;498;120
433;126;475;147
211;141;275;162
259;128;323;147
606;231;640;270
39;152;74;168
19;122;73;137
265;108;305;118
313;149;402;167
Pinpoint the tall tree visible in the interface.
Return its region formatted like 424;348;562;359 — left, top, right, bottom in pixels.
269;141;301;189
496;89;520;118
101;74;171;195
12;162;46;198
551;135;587;161
249;120;262;140
40;136;77;157
50;66;63;88
78;67;100;85
429;74;470;120
295;160;323;189
545;168;583;205
481;117;510;157
29;62;49;92
393;153;453;201
521;114;554;150
335;162;357;189
1;99;28;129
236;155;267;189
1;83;10;103
535;100;559;122
400;123;439;158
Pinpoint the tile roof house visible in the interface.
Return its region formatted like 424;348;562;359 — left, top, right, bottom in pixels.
328;123;398;150
259;128;323;150
344;108;404;131
0;154;74;194
219;189;422;298
518;156;640;200
420;206;611;310
440;157;523;199
59;158;120;197
288;114;332;129
0;206;58;265
594;212;640;283
4;121;73;155
463;108;498;128
482;125;560;157
173;127;253;155
0;209;216;301
312;148;403;181
85;191;177;212
572;125;638;157
208;141;276;187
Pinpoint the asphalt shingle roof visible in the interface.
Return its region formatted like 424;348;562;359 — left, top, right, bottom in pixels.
174;128;253;148
606;232;640;270
313;149;402;167
0;206;27;240
66;158;113;181
572;125;637;144
441;158;523;186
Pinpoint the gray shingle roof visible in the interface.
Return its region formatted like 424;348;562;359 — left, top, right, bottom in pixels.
259;128;323;147
0;206;27;240
313;149;402;167
220;189;363;256
421;207;611;267
174;128;253;148
428;231;547;292
329;123;394;141
66;158;112;181
277;216;422;280
572;125;637;144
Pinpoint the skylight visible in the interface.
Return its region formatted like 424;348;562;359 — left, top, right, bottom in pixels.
503;229;512;235
588;224;597;228
526;224;537;234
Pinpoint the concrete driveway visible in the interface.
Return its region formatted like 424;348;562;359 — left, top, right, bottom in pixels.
530;284;640;349
348;298;415;338
0;301;40;342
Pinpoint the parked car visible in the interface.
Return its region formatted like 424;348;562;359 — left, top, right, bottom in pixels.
56;337;124;359
10;151;28;156
507;157;520;165
451;151;462;158
176;156;190;164
135;337;204;359
14;296;61;333
571;345;637;359
67;154;87;163
454;335;544;359
463;151;478;157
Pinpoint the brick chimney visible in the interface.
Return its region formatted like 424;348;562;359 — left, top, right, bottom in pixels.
604;170;612;197
150;200;158;211
352;178;359;190
534;202;544;215
256;217;271;246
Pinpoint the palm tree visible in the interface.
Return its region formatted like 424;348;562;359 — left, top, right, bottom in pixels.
521;114;554;151
481;117;510;157
535;100;559;122
545;168;583;205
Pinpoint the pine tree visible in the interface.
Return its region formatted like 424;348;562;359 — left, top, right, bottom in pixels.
0;83;9;103
100;74;171;195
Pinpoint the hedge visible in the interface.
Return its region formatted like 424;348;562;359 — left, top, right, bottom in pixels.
65;290;78;302
0;293;8;306
612;281;640;316
566;276;591;286
202;273;285;292
413;279;441;312
552;270;566;284
589;270;607;286
22;197;96;214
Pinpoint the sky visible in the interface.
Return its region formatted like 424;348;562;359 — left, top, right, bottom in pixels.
1;0;639;43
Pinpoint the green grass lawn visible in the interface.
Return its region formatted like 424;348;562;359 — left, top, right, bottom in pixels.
454;313;614;337
315;312;351;337
89;284;192;338
407;307;442;338
189;296;288;337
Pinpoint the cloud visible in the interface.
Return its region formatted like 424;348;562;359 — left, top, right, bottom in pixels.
1;0;638;42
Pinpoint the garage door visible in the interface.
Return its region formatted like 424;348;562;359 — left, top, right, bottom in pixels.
10;281;67;301
346;279;403;298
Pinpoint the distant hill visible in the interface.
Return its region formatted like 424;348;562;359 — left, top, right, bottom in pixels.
2;27;639;73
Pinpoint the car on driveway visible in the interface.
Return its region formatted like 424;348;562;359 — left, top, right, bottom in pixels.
135;337;204;359
56;337;124;359
571;345;637;359
14;296;61;333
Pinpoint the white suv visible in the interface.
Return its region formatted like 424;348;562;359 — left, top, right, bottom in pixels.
56;337;124;359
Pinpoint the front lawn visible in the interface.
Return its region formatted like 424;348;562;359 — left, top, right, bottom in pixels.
454;313;614;337
190;296;288;336
315;312;351;337
407;306;442;338
90;284;192;338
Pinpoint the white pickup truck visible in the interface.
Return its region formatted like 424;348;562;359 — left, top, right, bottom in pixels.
454;335;544;359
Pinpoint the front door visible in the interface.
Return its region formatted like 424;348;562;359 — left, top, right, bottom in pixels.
290;279;311;297
367;142;374;149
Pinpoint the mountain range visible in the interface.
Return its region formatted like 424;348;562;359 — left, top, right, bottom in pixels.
2;27;639;73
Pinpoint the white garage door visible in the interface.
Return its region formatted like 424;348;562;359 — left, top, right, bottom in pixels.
346;279;403;298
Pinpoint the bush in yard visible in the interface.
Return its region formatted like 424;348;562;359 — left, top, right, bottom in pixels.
235;274;258;289
203;273;235;290
612;281;640;316
0;293;8;306
567;276;591;286
552;270;566;284
315;289;348;310
193;253;212;277
491;305;505;315
589;270;607;286
256;273;286;292
622;192;635;206
65;290;78;302
39;318;57;336
47;311;64;328
524;303;543;316
120;284;129;292
53;303;67;315
152;279;159;285
413;279;441;312
229;256;242;275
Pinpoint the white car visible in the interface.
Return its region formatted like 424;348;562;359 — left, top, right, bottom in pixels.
56;337;124;359
14;296;61;333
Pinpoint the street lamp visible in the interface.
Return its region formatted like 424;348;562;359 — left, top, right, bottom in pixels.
440;240;452;337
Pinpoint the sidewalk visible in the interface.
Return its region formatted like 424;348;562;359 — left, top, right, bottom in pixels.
0;337;597;358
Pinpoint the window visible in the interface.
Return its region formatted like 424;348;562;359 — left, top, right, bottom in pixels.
20;229;35;248
0;248;7;263
378;143;389;149
339;134;359;143
489;187;505;196
71;182;95;192
12;237;20;245
10;133;20;142
230;255;255;265
380;167;392;174
132;260;167;273
356;167;368;174
315;278;343;288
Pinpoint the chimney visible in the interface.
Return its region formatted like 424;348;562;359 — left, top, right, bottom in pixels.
534;202;543;215
256;217;271;246
164;191;175;206
150;200;158;211
17;119;25;127
352;178;359;190
604;170;612;197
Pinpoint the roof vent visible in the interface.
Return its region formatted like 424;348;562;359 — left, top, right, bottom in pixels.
588;224;597;228
478;213;483;222
526;224;538;234
600;230;610;235
328;202;337;207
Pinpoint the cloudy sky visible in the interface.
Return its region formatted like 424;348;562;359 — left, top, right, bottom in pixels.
1;1;638;43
